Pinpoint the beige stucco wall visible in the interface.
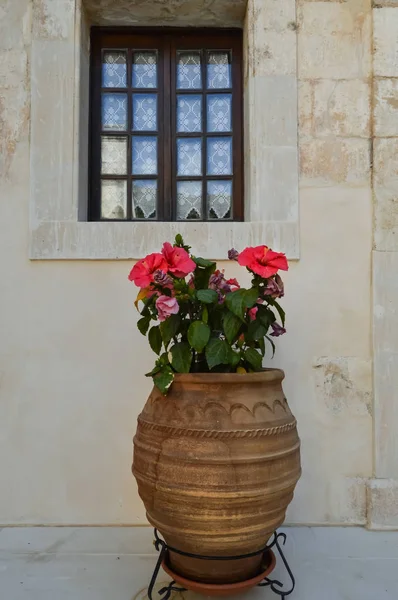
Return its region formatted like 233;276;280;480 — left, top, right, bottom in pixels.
1;0;396;527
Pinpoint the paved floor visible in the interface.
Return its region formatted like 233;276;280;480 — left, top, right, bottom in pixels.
0;526;397;600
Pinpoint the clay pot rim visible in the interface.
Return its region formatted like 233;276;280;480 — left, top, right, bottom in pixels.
173;368;285;385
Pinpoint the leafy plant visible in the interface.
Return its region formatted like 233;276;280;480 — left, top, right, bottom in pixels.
128;236;288;394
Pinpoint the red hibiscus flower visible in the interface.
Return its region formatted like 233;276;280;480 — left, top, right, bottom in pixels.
162;242;196;278
128;253;167;288
238;246;288;278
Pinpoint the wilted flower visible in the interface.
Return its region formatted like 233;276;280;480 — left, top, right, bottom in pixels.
270;322;286;337
153;270;173;287
228;248;239;261
226;278;240;291
264;274;284;298
156;295;179;322
209;270;231;293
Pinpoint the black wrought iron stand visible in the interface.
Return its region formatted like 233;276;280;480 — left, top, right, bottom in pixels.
147;529;295;600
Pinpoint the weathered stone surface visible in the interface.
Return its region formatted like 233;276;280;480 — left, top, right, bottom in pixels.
300;139;371;186
313;79;370;138
374;138;398;190
374;78;398;137
312;357;372;417
373;7;398;76
30;40;75;222
0;50;28;89
245;0;297;76
373;251;398;478
0;0;32;50
298;0;372;79
367;479;398;530
299;79;371;138
83;0;246;27
247;75;298;146
374;137;398;251
33;0;75;40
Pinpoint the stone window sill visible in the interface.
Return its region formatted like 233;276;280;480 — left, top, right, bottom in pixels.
29;221;299;260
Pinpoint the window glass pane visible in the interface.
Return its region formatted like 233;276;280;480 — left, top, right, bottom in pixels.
102;93;127;131
133;93;157;131
177;138;202;176
132;180;157;219
102;51;127;88
132;51;157;88
177;52;202;89
177;95;202;133
207;137;232;175
101;180;127;219
207;51;232;89
207;180;232;220
207;94;232;133
101;136;127;174
177;181;202;220
132;136;158;175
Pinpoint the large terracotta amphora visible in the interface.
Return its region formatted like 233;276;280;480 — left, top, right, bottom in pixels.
132;370;301;584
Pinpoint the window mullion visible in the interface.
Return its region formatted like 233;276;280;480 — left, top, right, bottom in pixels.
162;35;172;222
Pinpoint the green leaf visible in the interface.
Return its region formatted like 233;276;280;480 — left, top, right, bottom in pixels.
268;298;286;327
225;290;247;320
196;289;219;304
141;294;156;317
230;351;241;368
244;347;263;370
137;316;151;336
257;337;266;357
246;319;267;342
145;364;162;377
244;287;259;308
223;311;242;344
265;335;276;358
187;321;211;353
194;261;217;289
206;338;231;370
160;314;181;347
202;305;209;324
148;326;162;355
194;257;216;268
153;367;174;395
171;341;192;373
257;305;276;328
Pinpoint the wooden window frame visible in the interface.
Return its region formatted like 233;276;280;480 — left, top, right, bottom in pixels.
89;27;243;223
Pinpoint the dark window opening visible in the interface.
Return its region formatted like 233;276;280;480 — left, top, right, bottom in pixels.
89;28;243;222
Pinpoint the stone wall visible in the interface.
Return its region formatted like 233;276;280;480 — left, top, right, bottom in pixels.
0;0;395;528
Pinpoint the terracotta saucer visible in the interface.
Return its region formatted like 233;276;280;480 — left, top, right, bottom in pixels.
162;550;276;597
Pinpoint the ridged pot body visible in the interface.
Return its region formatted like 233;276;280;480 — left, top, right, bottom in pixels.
132;371;301;584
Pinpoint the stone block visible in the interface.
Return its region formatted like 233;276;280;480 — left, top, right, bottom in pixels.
374;78;398;137
30;40;75;222
247;75;298;146
0;0;32;50
374;187;398;252
246;0;297;77
374;7;398;76
33;0;77;40
367;479;398;529
298;80;313;137
84;0;246;27
374;138;398;191
312;79;371;138
251;147;299;222
298;0;372;79
300;139;371;186
373;251;398;478
312;357;372;417
0;49;28;89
